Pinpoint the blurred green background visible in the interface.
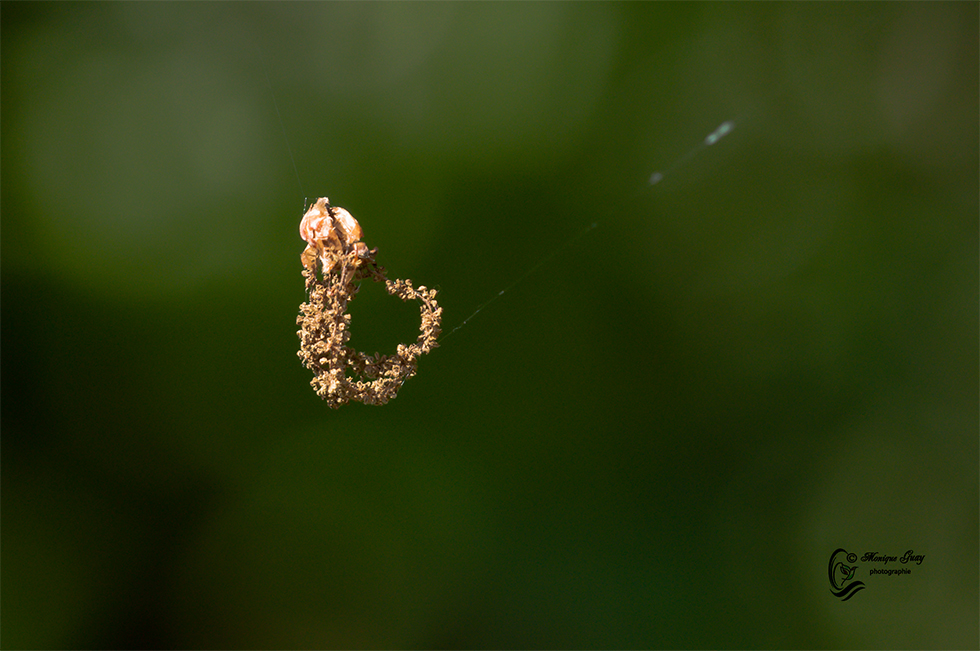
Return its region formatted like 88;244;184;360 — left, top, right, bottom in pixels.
2;3;977;649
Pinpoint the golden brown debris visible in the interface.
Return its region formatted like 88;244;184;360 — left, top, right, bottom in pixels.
296;198;441;407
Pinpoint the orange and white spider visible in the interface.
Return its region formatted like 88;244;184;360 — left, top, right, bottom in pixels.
299;197;372;274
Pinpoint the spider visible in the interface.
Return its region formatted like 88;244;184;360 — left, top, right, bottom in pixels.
299;197;374;276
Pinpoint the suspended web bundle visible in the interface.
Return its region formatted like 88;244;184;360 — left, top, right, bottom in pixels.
296;198;441;408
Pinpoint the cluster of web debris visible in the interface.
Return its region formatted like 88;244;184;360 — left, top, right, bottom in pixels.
296;198;441;408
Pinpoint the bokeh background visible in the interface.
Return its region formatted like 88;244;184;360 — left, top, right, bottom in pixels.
2;3;977;649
